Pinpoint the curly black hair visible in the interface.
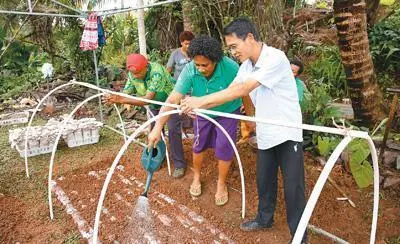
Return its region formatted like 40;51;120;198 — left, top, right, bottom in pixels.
187;35;223;63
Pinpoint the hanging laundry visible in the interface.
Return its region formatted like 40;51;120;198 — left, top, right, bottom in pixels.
80;12;98;51
97;16;106;47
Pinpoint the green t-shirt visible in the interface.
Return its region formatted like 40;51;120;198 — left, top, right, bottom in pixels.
123;62;175;110
295;77;311;111
174;56;242;117
295;77;305;103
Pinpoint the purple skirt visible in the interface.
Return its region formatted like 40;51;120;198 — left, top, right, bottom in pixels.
192;109;240;161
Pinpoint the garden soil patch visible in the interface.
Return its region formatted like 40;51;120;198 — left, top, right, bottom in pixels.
50;140;399;243
1;136;399;243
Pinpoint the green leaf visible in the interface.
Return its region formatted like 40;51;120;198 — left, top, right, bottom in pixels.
386;47;400;60
347;139;373;188
350;159;373;188
317;136;331;157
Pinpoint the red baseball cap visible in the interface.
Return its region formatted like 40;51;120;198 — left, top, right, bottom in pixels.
126;53;148;72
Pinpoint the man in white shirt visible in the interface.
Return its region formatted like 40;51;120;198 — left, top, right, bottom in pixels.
180;17;307;243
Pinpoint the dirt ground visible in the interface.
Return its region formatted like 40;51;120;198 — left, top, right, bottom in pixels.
1;120;399;243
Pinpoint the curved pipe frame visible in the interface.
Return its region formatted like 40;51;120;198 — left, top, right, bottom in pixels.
25;81;378;244
91;109;246;243
291;135;379;244
113;104;127;142
48;93;105;219
24;82;73;178
47;93;144;219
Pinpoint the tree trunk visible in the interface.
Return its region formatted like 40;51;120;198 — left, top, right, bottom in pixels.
182;0;193;32
333;0;386;124
137;0;147;56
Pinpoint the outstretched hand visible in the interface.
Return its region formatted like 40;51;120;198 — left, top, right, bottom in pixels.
102;94;122;105
180;96;204;115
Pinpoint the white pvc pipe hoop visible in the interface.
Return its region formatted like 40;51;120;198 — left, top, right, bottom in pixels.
39;83;244;222
47;94;143;219
48;92;105;219
146;107;172;176
92;109;246;243
292;135;379;244
24;80;173;178
24;82;73;178
113;104;127;142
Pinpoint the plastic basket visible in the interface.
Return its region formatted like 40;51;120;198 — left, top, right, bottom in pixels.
0;111;29;126
64;128;100;148
15;139;56;157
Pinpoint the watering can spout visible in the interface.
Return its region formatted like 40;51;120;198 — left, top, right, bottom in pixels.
140;140;166;197
141;172;153;197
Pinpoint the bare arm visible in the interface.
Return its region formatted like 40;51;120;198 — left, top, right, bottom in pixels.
148;90;185;148
181;78;261;113
242;95;255;116
152;90;185;131
103;92;156;106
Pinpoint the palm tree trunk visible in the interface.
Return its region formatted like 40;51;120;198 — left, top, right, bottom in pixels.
333;0;386;124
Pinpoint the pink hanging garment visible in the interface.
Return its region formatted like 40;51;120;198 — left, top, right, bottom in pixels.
80;12;98;51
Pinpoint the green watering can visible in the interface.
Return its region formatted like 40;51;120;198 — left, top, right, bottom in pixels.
140;140;166;197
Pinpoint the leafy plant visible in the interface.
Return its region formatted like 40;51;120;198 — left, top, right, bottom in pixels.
316;135;340;158
148;49;171;66
315;0;329;9
0;49;46;100
369;7;400;89
302;78;343;126
347;139;373;188
308;46;347;98
100;15;138;67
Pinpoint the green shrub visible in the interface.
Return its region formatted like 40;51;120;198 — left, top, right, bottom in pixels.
369;7;400;88
308;46;347;98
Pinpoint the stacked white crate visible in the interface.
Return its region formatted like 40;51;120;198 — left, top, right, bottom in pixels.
0;111;29;126
47;117;103;148
8;117;103;157
64;120;101;147
9;126;59;157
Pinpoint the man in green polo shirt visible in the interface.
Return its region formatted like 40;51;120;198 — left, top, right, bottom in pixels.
103;53;188;177
147;35;242;206
104;53;174;109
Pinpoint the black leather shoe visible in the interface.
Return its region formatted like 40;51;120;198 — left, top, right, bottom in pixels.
240;219;273;231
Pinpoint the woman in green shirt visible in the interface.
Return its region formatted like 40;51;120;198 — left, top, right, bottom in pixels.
147;36;242;206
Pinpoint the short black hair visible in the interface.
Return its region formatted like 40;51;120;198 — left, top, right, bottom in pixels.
290;59;304;75
179;31;195;43
187;35;223;62
223;16;260;41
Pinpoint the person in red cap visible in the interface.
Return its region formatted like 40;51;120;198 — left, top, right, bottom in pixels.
103;53;188;178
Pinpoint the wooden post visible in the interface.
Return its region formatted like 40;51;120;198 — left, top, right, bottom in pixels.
379;88;400;163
